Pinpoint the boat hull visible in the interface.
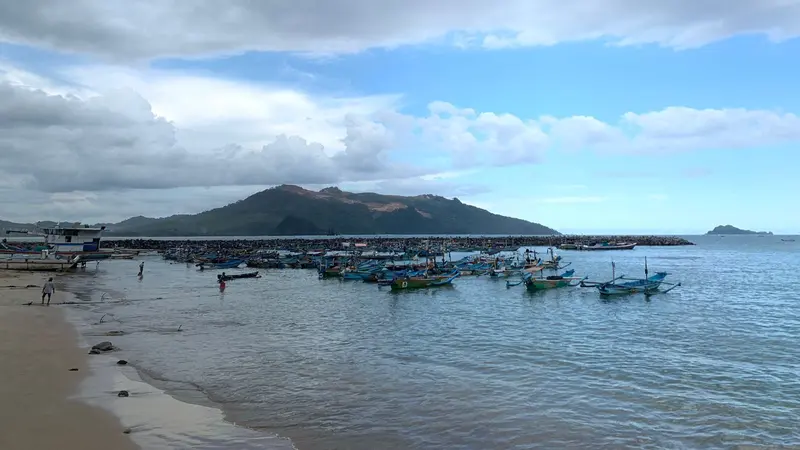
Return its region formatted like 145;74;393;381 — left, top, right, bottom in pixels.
582;243;637;251
597;282;662;295
525;277;582;290
0;259;79;272
596;272;668;295
390;272;460;290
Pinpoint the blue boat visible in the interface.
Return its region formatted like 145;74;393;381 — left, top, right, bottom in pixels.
581;258;680;295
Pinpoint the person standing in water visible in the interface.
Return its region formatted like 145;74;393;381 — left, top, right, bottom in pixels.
41;277;55;306
138;261;144;277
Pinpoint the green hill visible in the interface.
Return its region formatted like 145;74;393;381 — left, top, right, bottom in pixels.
104;185;559;236
706;225;773;235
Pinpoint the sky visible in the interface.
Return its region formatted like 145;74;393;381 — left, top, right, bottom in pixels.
1;0;799;234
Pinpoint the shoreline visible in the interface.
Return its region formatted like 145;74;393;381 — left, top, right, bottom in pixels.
0;271;139;450
56;271;299;450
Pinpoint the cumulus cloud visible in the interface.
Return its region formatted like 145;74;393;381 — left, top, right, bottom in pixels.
3;60;800;222
0;81;423;193
4;64;800;196
0;0;797;60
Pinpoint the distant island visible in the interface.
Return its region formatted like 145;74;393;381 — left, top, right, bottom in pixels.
2;185;559;237
706;225;773;235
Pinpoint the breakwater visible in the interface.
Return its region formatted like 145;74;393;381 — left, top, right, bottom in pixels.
98;235;693;252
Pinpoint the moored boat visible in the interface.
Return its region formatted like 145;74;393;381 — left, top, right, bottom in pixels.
581;242;637;251
3;224;112;261
217;271;260;281
197;259;245;270
581;259;680;295
390;271;460;290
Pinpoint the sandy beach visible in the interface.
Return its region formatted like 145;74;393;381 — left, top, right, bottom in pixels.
0;271;139;450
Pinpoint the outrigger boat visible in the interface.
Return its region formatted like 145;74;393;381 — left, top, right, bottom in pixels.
506;267;586;290
580;258;680;295
540;247;570;270
390;271;460;290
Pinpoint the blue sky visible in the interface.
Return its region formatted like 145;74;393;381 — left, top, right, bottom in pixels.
1;2;799;234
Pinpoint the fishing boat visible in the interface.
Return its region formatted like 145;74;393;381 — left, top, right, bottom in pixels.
217;271;260;281
506;267;585;290
390;271;460;290
2;224;112;261
581;242;637;251
0;254;83;271
539;248;570;269
197;259;245;270
581;259;680;295
781;238;796;242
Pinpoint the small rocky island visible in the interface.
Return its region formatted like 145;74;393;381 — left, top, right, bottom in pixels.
706;225;773;235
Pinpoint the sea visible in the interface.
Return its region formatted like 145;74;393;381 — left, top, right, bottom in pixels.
59;234;800;450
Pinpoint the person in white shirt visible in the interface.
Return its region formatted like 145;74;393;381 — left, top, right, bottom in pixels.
41;277;55;306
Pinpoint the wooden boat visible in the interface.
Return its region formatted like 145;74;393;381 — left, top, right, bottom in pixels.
540;248;569;269
319;267;341;277
197;259;245;270
217;271;260;281
581;259;680;295
525;269;586;291
781;239;796;242
506;267;585;290
581;242;637;251
390;271;460;290
0;255;81;272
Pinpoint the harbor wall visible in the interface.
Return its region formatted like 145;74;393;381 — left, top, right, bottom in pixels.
92;235;692;251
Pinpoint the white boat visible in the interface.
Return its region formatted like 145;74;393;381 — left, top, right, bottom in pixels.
2;224;112;261
581;242;637;251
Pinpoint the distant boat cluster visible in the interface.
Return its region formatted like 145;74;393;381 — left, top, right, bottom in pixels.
173;242;681;297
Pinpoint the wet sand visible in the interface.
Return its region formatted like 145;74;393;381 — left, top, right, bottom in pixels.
0;271;139;450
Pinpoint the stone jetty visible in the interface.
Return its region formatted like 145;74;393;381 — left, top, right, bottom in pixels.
95;235;694;254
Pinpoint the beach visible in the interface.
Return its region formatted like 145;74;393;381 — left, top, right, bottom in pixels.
0;271;139;450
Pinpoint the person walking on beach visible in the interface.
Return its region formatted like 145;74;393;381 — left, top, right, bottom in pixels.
138;261;144;277
41;277;55;306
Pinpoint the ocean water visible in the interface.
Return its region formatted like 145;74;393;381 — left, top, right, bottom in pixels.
61;235;800;450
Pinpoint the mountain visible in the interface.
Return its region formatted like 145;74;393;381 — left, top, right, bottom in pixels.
102;185;560;236
1;220;61;233
706;225;773;235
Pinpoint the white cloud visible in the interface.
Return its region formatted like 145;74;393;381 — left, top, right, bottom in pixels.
59;65;400;155
2;61;800;223
0;1;797;59
547;107;800;155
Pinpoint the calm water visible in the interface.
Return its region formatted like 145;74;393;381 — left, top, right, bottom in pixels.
63;235;800;449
